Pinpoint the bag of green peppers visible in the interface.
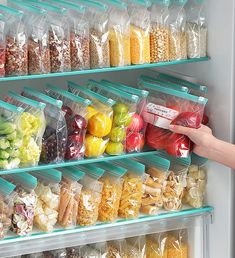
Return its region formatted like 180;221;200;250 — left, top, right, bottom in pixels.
5;91;46;167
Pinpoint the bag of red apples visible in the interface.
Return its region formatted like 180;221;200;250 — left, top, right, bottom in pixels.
142;81;208;158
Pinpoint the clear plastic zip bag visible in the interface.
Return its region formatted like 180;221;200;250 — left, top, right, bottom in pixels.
146;233;168;258
126;236;147;258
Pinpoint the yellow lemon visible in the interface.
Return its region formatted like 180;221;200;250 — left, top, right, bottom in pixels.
85;134;107;158
86;106;98;120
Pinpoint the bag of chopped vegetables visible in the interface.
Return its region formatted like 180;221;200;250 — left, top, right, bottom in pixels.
68;81;115;158
127;0;151;64
0;177;16;239
45;84;91;161
134;154;170;215
5;91;46;167
112;158;145;219
0;100;24;170
0;5;28;76
4;173;37;236
22;87;67;164
77;164;104;226
146;233;168;258
58;166;84;228
183;153;207;208
126;236;146;258
96;161;127;222
88;80;139;155
31;169;62;232
8;0;50;75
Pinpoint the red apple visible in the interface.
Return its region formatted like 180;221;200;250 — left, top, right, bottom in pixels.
72;114;87;130
127;114;144;132
126;132;145;153
62;105;73;119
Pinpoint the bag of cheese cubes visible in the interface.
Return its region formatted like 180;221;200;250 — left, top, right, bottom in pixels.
87;79;139;155
135;154;170;215
96;161;127;222
5;91;46;167
0;177;16;239
58;166;84;228
183;153;207;208
31;169;62;232
67;81;115;158
77;164;104;226
112;158;145;219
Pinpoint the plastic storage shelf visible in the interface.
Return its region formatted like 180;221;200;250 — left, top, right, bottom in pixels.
0;206;213;257
0;57;209;82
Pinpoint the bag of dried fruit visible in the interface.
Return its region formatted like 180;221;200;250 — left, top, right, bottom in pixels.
0;5;27;76
77;164;104;226
0;177;16;239
58;166;84;228
150;0;170;63
96;161;127;222
5;173;37;236
140;81;208;158
0;100;24;170
112;158;145;219
126;0;151;64
146;233;168;258
135;154;170;215
29;1;71;73
168;0;188;60
88;80;139;155
5;92;46;167
186;0;207;58
126;236;146;258
22;87;67;164
45;84;91;161
101;80;149;153
31;169;62;232
8;0;50;75
68;81;115;158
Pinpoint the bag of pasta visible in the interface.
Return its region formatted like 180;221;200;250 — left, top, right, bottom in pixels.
135;154;170;215
45;84;91;161
88;80;139;155
68;81;115;158
146;233;168;258
5;91;46;167
126;236;146;258
127;0;151;64
96;161;127;222
168;0;187;60
112;158;145;219
58;167;84;228
183;153;207;208
77;164;104;226
150;0;170;63
22;87;67;164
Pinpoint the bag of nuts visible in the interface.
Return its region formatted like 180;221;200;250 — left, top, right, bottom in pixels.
150;0;170;63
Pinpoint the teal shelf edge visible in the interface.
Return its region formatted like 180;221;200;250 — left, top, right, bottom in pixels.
0;150;158;175
0;57;209;82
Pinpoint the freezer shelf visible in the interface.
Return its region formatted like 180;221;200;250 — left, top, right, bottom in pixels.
0;206;213;257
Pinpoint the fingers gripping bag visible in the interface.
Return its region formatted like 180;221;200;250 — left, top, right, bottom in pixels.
150;0;170;63
96;161;127;222
126;236;146;258
58;167;84;228
0;5;27;77
77;164;104;226
5;173;37;236
5;91;46;167
134;155;170;215
186;0;207;58
141;81;208;157
183;153;207;208
8;0;50;75
127;0;151;64
112;158;145;219
45;84;91;161
168;0;188;60
101;80;149;153
87;80;139;155
0;100;24;170
22;87;67;164
0;178;16;239
146;233;168;258
31;169;61;232
68;81;115;158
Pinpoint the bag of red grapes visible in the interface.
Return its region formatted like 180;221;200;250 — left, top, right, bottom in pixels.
45;84;91;161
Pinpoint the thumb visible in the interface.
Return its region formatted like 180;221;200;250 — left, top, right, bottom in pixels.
169;125;194;136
